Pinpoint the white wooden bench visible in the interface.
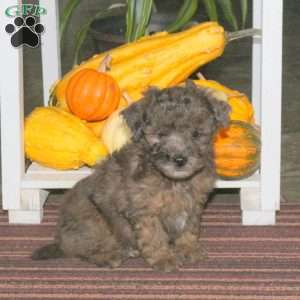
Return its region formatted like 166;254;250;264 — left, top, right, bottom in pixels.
0;0;283;225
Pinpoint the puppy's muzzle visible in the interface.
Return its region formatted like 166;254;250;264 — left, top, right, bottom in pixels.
153;150;188;168
150;141;188;168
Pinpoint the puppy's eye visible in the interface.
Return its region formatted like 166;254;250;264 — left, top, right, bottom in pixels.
158;132;167;138
142;112;151;125
192;130;199;138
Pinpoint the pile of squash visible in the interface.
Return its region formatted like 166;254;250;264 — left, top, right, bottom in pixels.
25;22;260;180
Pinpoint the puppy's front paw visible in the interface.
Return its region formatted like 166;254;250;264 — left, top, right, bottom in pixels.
151;255;179;272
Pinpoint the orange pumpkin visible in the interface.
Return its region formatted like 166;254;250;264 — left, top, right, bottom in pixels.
214;121;261;180
66;61;120;121
86;94;129;137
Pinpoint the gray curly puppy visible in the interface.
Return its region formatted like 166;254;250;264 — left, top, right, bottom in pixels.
32;81;230;271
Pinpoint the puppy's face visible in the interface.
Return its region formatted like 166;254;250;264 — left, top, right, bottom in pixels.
143;104;217;180
122;82;231;180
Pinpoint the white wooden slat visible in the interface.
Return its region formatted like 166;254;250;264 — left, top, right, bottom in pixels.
0;0;24;210
8;189;48;224
242;210;275;226
39;0;61;106
23;163;91;189
215;174;260;189
260;0;283;211
22;163;260;190
8;209;44;224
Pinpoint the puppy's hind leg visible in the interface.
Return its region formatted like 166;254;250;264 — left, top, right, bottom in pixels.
85;238;130;268
32;243;64;260
80;217;133;268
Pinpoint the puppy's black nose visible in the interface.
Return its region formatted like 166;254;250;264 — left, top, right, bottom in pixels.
173;155;187;167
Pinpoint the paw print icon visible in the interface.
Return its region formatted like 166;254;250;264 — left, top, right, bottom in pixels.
5;16;44;48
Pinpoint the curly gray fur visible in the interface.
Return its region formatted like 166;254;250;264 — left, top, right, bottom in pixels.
32;81;230;272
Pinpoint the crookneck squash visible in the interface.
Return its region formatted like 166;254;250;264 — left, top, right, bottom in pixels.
24;107;108;170
214;120;261;180
52;22;227;109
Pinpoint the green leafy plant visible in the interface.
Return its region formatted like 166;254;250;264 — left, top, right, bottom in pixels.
125;0;154;41
61;0;248;65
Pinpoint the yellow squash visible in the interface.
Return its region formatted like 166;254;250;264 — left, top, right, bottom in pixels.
25;107;108;170
193;79;255;124
86;119;106;137
53;22;226;109
101;109;132;154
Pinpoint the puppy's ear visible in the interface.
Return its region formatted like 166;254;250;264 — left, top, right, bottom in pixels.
186;80;231;128
121;100;146;142
206;94;231;128
121;88;158;142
